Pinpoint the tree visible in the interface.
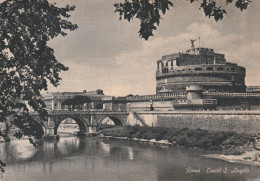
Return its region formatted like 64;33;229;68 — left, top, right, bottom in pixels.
114;0;251;40
0;0;77;172
62;96;91;110
62;98;74;106
72;96;91;105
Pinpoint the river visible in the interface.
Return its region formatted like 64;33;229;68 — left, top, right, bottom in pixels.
0;136;259;181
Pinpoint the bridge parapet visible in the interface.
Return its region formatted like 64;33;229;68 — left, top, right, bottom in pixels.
127;92;186;101
47;110;129;115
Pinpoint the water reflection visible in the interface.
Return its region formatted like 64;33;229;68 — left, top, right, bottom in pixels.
0;140;37;163
0;137;260;181
42;137;82;160
0;137;86;164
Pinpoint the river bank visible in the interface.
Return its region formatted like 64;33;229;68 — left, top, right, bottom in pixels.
99;125;255;150
98;125;260;166
204;151;260;167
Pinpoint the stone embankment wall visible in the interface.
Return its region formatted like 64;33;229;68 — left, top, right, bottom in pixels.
129;111;260;134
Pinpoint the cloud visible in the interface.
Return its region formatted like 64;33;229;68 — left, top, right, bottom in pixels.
227;41;260;86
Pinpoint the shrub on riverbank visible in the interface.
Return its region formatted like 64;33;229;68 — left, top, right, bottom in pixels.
99;125;255;150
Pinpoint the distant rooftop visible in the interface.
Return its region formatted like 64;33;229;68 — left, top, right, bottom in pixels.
42;89;105;99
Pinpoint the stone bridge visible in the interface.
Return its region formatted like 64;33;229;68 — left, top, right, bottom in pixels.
31;110;141;138
30;109;260;138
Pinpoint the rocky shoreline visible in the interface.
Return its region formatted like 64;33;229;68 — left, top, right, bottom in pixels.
98;134;175;145
204;150;260;167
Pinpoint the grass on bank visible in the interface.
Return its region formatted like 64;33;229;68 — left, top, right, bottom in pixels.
99;125;255;150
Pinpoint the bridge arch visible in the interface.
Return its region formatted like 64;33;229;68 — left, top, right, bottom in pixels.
54;116;88;135
97;115;125;128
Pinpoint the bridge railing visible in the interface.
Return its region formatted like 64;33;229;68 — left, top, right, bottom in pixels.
46;109;128;115
204;92;260;97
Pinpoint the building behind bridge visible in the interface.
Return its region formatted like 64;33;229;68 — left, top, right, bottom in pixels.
43;89;105;110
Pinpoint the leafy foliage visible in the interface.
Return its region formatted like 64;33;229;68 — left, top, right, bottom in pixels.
114;0;173;40
114;0;251;40
62;95;91;106
0;160;6;173
62;96;91;111
100;125;255;150
0;0;77;172
0;0;77;142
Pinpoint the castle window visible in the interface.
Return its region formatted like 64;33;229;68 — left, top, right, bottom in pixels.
194;68;202;71
231;67;236;71
162;68;168;74
166;62;168;67
206;67;213;71
217;67;224;71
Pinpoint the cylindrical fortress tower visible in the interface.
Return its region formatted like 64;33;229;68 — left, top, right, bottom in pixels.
156;48;246;93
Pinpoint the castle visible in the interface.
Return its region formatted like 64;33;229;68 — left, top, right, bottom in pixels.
44;44;260;112
156;47;246;93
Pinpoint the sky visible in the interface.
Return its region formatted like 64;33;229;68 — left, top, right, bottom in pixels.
46;0;260;96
